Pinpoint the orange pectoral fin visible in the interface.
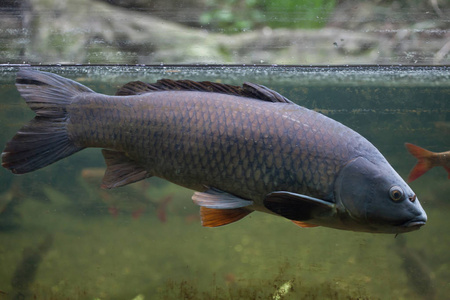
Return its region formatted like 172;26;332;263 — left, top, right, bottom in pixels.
291;220;319;228
200;207;252;227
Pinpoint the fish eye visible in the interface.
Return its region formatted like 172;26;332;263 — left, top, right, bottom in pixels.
389;186;404;201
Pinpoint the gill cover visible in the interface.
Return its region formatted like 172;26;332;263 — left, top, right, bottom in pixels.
335;157;371;223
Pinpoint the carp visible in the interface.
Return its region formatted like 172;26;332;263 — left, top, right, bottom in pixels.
2;70;427;233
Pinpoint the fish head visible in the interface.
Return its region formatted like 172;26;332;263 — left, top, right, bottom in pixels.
335;156;427;233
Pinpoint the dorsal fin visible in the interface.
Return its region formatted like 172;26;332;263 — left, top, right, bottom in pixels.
242;82;292;103
115;79;293;104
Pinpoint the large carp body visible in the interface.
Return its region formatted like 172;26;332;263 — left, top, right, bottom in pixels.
2;70;427;233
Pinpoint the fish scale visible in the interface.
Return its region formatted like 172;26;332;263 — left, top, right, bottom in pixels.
78;93;325;201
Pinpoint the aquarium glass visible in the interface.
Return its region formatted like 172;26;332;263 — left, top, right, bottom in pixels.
0;65;449;299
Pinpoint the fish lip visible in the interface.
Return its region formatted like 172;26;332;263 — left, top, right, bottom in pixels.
401;218;426;229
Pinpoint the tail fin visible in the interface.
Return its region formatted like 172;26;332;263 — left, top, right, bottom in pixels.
405;143;435;182
1;70;94;174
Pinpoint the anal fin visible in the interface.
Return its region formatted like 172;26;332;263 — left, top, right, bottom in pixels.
200;207;252;227
101;149;149;189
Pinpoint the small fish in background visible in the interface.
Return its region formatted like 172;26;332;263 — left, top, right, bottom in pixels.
394;235;435;299
224;272;237;285
184;213;201;224
156;195;172;223
81;168;147;218
10;234;54;300
80;168;172;221
405;143;450;182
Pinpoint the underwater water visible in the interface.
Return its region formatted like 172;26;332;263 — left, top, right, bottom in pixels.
0;65;449;300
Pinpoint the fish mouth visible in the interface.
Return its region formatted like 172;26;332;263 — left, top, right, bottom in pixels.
401;218;426;230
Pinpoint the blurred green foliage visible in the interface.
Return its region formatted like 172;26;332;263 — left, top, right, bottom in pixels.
199;0;264;33
200;0;336;33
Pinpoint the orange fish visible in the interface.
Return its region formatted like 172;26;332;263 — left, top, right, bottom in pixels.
156;195;172;223
405;143;450;182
